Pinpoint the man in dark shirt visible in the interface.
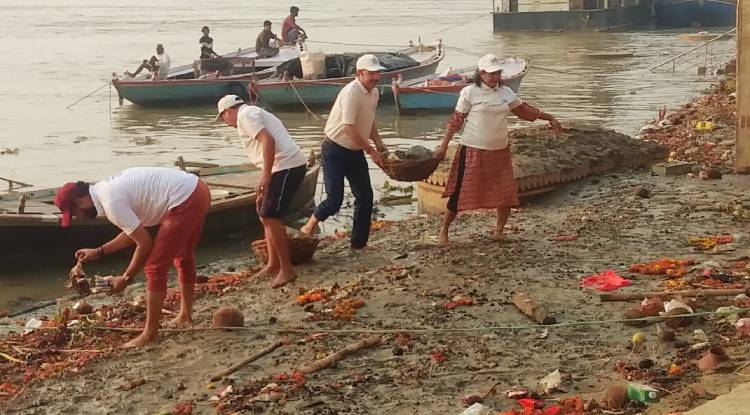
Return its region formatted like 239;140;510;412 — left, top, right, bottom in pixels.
200;26;219;60
255;20;281;58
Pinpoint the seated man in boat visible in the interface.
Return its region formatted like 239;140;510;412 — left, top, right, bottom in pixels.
281;6;307;45
125;44;170;80
255;20;281;59
53;167;210;348
216;94;308;288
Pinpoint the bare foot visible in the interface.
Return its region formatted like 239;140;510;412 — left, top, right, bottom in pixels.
438;231;449;247
168;314;193;328
121;332;159;348
254;264;279;279
271;271;297;288
492;230;507;242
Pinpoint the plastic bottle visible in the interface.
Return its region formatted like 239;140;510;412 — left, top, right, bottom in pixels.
626;383;659;404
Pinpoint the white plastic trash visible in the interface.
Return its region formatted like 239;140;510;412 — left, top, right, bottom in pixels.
24;318;42;333
460;403;495;415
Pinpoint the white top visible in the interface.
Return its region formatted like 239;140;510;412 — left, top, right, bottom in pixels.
157;52;171;78
324;79;379;150
455;83;522;151
236;105;307;172
90;167;199;235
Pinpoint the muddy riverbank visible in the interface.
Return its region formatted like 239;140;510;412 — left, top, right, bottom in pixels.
4;148;750;414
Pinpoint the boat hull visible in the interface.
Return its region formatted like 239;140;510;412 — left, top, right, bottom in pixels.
255;58;443;109
0;166;319;268
655;0;737;28
394;73;525;114
113;77;258;107
492;5;652;32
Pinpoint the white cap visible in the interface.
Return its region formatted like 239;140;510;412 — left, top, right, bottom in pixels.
215;94;244;120
356;54;386;72
477;54;503;73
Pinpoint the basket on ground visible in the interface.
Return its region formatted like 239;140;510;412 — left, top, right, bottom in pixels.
251;228;320;265
376;156;441;182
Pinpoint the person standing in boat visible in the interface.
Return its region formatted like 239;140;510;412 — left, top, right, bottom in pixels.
300;54;388;249
200;26;220;59
216;94;308;288
281;6;307;45
53;167;210;348
255;20;281;58
433;54;562;246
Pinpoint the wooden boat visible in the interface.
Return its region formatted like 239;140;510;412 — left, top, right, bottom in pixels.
391;57;527;114
112;45;300;107
250;42;445;109
655;0;737;28
0;160;320;267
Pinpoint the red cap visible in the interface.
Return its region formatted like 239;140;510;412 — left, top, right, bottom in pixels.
53;182;79;227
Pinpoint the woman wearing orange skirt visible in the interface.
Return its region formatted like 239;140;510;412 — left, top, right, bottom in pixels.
434;54;562;246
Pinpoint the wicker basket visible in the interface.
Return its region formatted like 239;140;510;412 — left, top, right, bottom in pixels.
376;156;441;182
251;231;320;265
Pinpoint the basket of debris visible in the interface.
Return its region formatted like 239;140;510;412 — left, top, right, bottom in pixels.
251;227;320;265
376;145;441;182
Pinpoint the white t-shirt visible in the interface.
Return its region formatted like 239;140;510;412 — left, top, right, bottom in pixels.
455;83;522;150
324;79;379;150
157;52;171;78
90;167;198;235
236;105;307;172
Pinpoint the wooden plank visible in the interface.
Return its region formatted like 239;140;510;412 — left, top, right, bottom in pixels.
193;164;256;176
203;171;262;189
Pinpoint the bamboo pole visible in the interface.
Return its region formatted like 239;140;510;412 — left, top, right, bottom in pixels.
600;288;749;302
209;340;284;382
737;1;750;169
297;335;381;374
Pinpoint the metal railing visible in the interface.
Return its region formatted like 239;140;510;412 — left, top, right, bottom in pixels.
649;28;737;78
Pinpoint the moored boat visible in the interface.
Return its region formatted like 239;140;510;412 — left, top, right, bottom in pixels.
0;160;320;267
392;57;527;114
250;42;445;109
112;45;300;107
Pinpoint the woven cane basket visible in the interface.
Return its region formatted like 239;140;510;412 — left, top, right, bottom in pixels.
377;157;441;182
251;234;320;265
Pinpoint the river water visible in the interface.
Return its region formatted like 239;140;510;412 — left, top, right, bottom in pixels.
0;0;736;312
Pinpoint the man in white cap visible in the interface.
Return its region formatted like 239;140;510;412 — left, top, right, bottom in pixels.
300;54;388;249
216;94;308;288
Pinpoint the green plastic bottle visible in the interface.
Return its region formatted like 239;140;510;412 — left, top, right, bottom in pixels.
627;383;660;404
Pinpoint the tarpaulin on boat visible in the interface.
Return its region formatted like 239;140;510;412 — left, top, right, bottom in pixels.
274;52;419;79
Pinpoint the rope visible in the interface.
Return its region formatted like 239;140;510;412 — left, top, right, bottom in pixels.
287;80;321;120
79;307;750;335
306;40;407;48
433;12;492;34
65;81;110;110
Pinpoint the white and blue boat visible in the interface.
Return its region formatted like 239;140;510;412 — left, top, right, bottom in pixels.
392;57;528;114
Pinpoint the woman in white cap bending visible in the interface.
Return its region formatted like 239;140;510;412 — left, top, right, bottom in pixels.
433;54;562;246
